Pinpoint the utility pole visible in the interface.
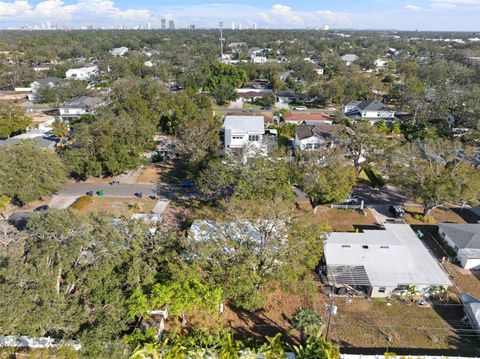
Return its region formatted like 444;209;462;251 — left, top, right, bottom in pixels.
219;21;225;60
325;300;337;340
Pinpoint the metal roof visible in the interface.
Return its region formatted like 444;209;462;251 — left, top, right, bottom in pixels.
326;265;371;286
222;116;265;134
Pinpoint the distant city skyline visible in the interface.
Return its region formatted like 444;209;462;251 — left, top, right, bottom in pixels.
1;0;480;31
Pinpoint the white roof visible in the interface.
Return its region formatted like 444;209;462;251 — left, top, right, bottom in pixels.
325;224;451;287
222;116;265;134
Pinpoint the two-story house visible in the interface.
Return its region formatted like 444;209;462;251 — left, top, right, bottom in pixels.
294;124;341;151
222;116;266;157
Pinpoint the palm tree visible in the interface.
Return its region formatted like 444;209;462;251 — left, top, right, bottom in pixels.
292;307;324;343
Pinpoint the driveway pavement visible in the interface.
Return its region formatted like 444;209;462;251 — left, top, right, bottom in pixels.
352;185;407;206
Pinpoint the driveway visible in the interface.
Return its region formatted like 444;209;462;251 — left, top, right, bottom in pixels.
353;185;407;206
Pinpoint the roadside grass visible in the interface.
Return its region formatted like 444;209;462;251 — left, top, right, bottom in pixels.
308;206;378;232
74;196;156;217
242;103;263;110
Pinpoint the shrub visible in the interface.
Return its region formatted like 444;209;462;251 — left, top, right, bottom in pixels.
71;195;92;212
412;214;435;224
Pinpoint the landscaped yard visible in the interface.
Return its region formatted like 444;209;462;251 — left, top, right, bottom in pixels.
403;205;472;225
308;206;378;232
74;196;156;217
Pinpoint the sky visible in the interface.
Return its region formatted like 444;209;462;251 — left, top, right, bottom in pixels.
1;0;480;31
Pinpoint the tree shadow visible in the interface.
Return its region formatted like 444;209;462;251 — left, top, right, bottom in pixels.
226;303;295;345
450;207;480;224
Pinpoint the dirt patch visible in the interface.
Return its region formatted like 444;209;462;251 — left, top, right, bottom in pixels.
137;165;163;184
444;262;480;299
219;287;478;354
310;206;379;232
77;197;156;217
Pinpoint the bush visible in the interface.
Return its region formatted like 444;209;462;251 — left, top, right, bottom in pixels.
412;214;435;224
71;195;92;212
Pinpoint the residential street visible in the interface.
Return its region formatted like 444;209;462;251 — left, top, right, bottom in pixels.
352;185;407;206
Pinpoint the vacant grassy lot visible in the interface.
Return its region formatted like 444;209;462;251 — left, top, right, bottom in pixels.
310;206;378;232
220;286;480;355
75;197;156;217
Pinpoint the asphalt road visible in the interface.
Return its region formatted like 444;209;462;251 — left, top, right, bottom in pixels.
352;186;407;206
56;183;186;199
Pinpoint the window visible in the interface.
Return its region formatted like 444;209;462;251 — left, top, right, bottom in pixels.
342;245;351;248
232;136;243;140
248;135;259;142
362;245;369;249
378;287;386;293
380;246;389;249
64;109;69;114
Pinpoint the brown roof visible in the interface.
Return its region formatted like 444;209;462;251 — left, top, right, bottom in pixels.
284;112;331;123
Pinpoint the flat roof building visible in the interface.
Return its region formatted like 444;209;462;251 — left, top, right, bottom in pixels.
324;224;451;297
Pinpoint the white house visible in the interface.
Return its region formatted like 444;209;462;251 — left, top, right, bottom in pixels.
374;58;389;71
59;96;103;118
342;99;395;121
65;66;98;80
251;55;268;64
323;224;451;298
294;124;340;151
110;47;129;57
28;77;62;102
221;115;266;157
438;223;480;269
340;54;359;66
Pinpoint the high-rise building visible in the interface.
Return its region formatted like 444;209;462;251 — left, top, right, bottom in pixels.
231;21;235;30
161;19;166;29
168;20;175;29
323;24;330;31
252;23;257;30
147;22;151;30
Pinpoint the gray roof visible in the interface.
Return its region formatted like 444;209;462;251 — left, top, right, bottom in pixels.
222;116;265;134
62;96;102;109
438;223;480;250
460;293;480;333
34;77;61;85
356;99;392;112
325;224;452;287
295;124;340;141
0;136;57;150
340;54;359;62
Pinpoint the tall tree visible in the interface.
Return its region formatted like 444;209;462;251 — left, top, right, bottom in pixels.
340;121;396;177
300;152;356;207
0;141;67;205
189;198;324;310
383;139;480;215
0;106;31;139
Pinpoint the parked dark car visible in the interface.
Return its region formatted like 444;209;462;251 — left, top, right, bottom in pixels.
389;205;405;218
34;205;49;212
86;191;94;196
109;180;120;185
178;181;195;188
134;192;143;198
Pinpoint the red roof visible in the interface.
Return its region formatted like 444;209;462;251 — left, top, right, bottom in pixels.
283;112;331;123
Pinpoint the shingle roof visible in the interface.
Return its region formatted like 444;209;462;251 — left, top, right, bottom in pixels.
356;99;392;112
284;112;331;123
295;124;340;141
62;96;102;108
438;223;480;250
35;77;61;85
340;54;359;62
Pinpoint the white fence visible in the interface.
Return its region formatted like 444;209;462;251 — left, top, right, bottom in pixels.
341;355;479;359
0;336;81;351
331;201;365;210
